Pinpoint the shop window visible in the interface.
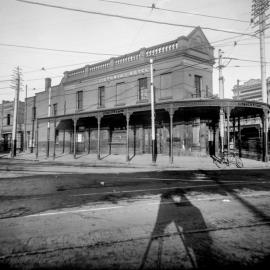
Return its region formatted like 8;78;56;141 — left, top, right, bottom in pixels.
76;91;83;110
138;77;148;101
98;86;105;107
160;73;172;99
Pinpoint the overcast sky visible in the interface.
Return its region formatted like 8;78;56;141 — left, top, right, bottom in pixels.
0;0;269;102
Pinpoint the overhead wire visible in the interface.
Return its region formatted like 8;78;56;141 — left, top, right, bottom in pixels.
0;42;120;56
16;0;257;37
0;32;259;83
98;0;250;23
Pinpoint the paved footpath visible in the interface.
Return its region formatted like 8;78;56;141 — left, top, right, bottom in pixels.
0;152;269;173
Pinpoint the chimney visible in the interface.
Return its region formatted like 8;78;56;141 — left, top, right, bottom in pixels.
45;77;51;92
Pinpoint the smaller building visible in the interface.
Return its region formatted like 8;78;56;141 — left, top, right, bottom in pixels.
232;77;270;102
0;100;25;152
232;78;270;160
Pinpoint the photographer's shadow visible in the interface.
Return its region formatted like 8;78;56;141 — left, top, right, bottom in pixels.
140;190;213;269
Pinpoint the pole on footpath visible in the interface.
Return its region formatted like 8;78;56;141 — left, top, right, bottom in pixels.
218;49;225;154
24;84;27;152
237;79;240;100
150;58;156;163
251;0;269;162
46;86;52;158
11;66;21;158
259;12;267;103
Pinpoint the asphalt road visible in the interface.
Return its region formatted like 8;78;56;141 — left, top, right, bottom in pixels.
0;161;270;269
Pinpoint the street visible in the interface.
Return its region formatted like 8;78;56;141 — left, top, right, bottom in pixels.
0;161;270;269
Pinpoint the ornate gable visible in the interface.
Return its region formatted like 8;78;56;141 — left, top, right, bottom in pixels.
187;26;214;56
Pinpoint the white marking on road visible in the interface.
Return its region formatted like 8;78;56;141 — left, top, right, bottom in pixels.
26;206;123;217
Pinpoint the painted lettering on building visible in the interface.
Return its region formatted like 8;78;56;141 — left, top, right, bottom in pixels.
98;68;149;84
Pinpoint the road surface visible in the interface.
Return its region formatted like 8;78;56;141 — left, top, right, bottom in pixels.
0;161;269;269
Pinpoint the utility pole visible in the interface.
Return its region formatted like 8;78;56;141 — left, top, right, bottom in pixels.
251;0;270;104
237;79;240;100
1;100;4;139
251;0;269;162
24;84;27;152
46;86;52;158
218;49;225;153
150;58;156;163
10;66;22;158
218;49;225;99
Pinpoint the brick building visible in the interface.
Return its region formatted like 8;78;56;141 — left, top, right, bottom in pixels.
0;100;25;152
25;27;269;162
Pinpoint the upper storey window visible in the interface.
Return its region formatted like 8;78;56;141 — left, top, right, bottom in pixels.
138;77;148;101
194;75;202;98
160;73;172;99
98;86;105;107
7;114;10;125
116;82;125;106
76;91;83;110
53;103;57;116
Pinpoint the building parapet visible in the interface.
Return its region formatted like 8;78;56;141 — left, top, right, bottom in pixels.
63;27;213;84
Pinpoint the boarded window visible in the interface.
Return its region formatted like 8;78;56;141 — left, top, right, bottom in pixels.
76;91;83;110
98;86;105;107
116;82;125;105
138;77;148;101
160;73;172;98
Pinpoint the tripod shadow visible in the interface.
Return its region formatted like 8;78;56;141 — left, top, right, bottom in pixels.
140;190;213;269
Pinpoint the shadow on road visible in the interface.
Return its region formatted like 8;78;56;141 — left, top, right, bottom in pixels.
139;189;214;270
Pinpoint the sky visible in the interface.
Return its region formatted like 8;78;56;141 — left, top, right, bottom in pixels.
0;0;269;102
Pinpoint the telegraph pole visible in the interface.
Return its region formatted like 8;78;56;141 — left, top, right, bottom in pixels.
10;66;21;158
218;49;225;153
24;84;27;151
150;58;156;163
251;0;270;104
251;0;270;162
237;79;240;100
46;86;52;158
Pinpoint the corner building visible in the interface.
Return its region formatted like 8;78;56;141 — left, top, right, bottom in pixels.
30;27;269;162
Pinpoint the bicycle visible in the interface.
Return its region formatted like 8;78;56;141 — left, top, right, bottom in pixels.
212;151;243;169
227;151;244;168
211;153;229;169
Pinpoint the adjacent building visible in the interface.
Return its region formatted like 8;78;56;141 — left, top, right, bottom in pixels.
0;100;25;152
232;78;270;101
232;78;270;160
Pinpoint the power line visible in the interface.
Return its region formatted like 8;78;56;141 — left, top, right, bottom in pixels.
0;29;255;81
99;0;250;23
0;36;238;80
0;79;12;83
16;0;257;37
0;42;120;56
224;57;270;64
